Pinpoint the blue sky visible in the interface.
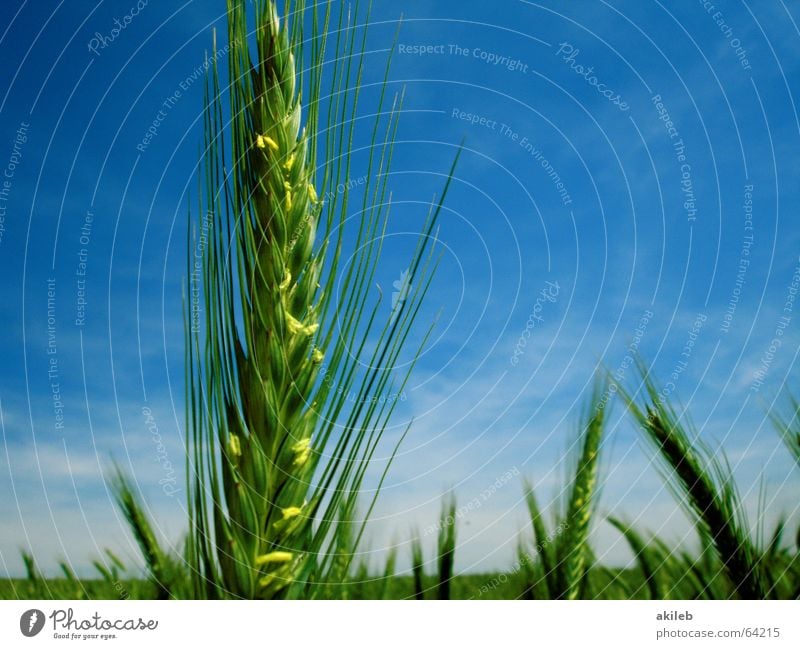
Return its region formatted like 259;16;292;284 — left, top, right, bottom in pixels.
1;0;799;578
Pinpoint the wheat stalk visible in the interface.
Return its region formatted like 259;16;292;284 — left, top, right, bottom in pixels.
436;495;457;599
111;470;174;598
559;381;606;599
523;481;555;598
608;517;667;599
184;0;457;599
769;393;800;467
377;545;398;599
622;368;767;599
411;532;425;600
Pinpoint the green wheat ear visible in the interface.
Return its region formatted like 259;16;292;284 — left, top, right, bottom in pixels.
185;0;459;599
410;532;425;600
20;550;43;598
558;379;607;599
608;517;667;599
516;533;546;599
436;494;457;600
620;364;767;599
522;380;608;600
110;470;173;598
769;392;800;467
377;544;398;599
523;480;555;598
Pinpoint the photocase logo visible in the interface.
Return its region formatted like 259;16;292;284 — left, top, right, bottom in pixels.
20;609;45;637
390;268;411;324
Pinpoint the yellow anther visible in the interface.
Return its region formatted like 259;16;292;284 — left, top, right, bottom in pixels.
281;506;303;520
286;313;319;336
255;551;293;565
293;447;311;467
227;433;241;458
291;437;312;467
255;134;279;151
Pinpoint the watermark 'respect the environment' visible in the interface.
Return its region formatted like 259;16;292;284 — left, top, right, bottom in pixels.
136;39;235;153
451;109;572;207
46;278;66;432
720;184;754;334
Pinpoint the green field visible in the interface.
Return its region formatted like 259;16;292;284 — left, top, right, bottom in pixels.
0;568;771;601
